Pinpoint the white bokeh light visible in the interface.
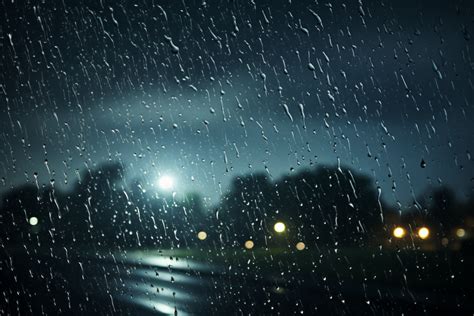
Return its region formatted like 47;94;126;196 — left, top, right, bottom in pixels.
29;216;38;226
157;175;174;191
273;221;286;233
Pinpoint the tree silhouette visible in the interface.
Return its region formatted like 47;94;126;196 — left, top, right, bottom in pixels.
216;165;386;248
1;162;471;250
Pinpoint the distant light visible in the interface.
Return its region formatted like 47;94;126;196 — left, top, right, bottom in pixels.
418;227;430;239
157;175;174;191
441;237;449;247
197;231;207;240
456;228;466;238
29;217;38;226
244;240;254;249
274;222;286;233
393;227;406;239
296;242;306;251
273;286;285;294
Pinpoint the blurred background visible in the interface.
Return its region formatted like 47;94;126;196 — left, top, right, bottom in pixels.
1;0;473;314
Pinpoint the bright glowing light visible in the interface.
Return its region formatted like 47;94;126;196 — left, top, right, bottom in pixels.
456;228;466;238
393;227;406;239
244;240;254;249
296;242;306;251
274;221;286;233
157;175;174;191
418;227;430;239
29;217;38;226
197;231;207;240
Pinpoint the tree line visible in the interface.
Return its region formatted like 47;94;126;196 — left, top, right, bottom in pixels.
0;161;472;250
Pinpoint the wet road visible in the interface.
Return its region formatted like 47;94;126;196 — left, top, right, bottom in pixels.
1;246;473;315
1;247;223;315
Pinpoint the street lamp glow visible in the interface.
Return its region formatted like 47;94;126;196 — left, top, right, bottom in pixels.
296;242;306;251
456;228;466;238
418;227;430;240
393;227;406;239
274;221;286;233
29;216;38;226
244;240;254;249
197;231;207;240
157;175;174;191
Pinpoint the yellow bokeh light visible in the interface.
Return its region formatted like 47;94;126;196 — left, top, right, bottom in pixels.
29;217;38;226
418;227;430;239
197;231;207;240
296;242;306;251
273;221;286;233
392;226;406;239
456;228;466;238
244;240;254;249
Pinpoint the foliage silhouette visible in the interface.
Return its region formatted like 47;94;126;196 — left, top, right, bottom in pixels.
0;161;472;250
215;166;388;248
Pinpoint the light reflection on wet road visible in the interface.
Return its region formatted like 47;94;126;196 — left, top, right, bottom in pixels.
1;248;221;315
1;247;473;315
70;250;225;315
107;252;222;315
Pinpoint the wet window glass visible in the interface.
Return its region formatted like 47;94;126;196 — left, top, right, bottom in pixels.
1;0;473;314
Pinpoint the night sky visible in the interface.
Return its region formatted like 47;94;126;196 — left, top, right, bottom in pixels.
1;0;473;207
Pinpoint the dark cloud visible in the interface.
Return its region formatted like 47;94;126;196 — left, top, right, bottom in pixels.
0;0;473;205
